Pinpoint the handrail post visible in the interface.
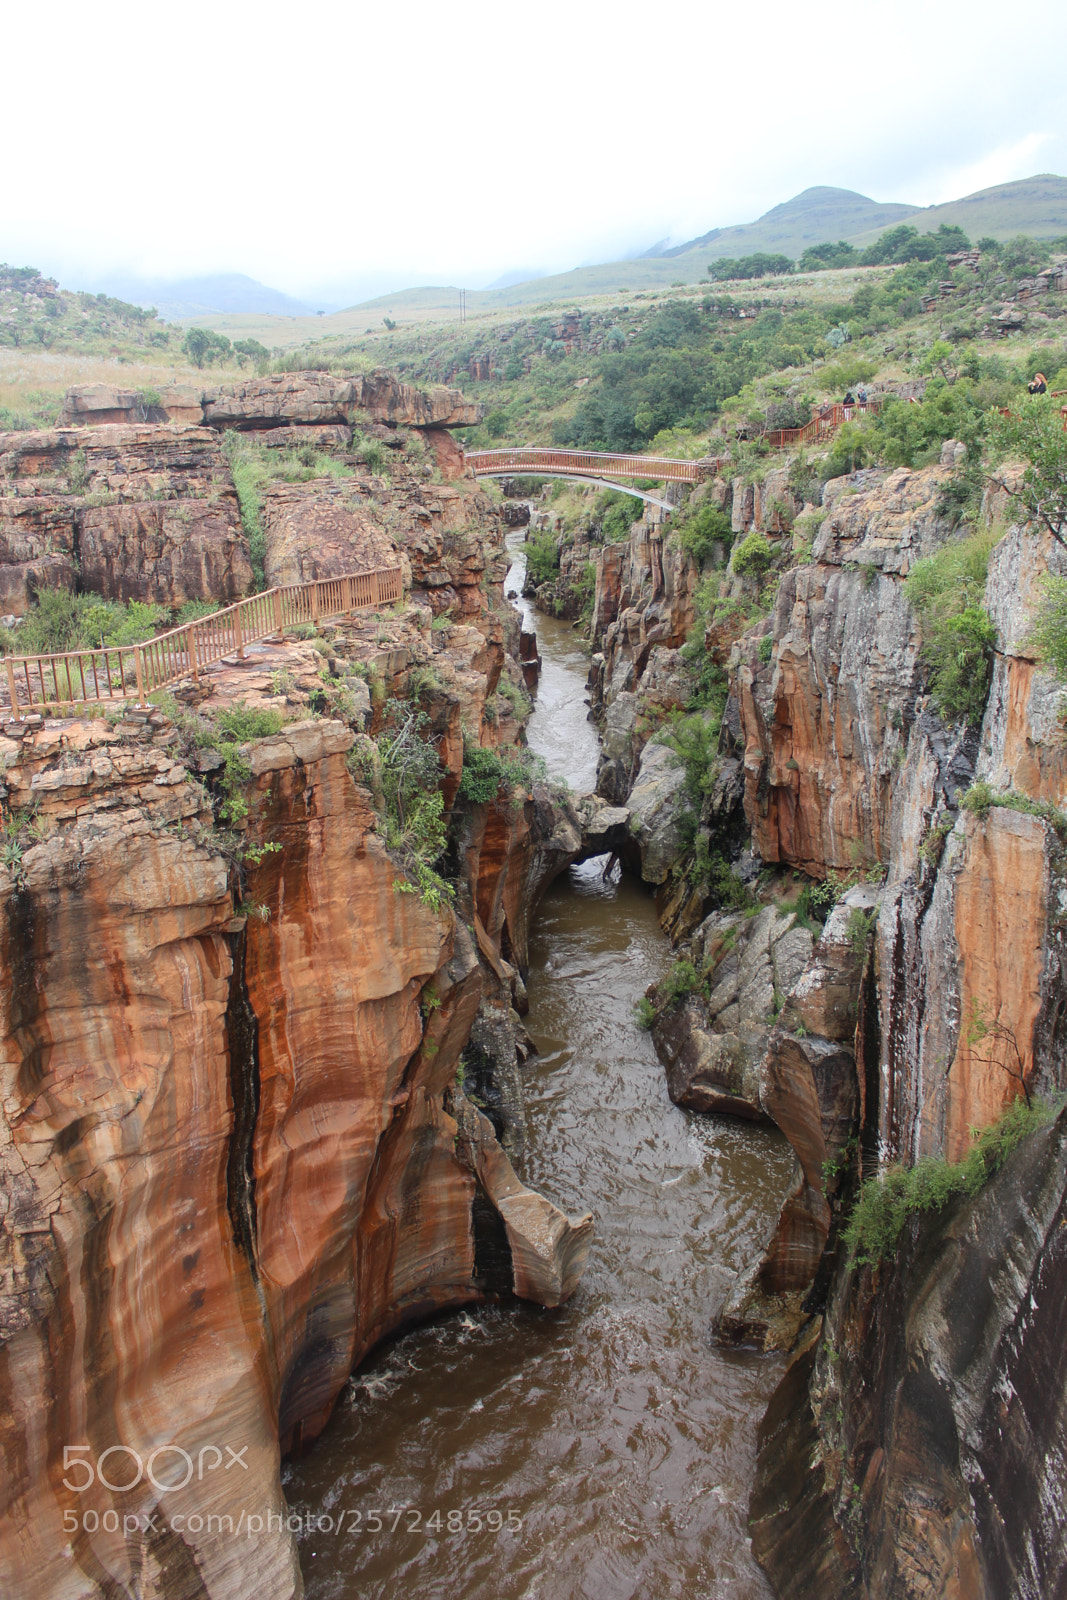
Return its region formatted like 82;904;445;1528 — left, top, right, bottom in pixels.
134;646;147;708
311;583;320;623
234;605;244;660
273;587;284;640
187;625;199;681
5;658;20;722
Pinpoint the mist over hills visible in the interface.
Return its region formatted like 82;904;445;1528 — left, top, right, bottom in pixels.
348;173;1067;318
80;272;328;320
56;173;1067;330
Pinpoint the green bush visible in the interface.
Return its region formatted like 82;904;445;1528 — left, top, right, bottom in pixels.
989;398;1067;545
1029;574;1067;679
658;710;722;814
214;706;284;743
691;837;753;909
222;432;268;589
596;489;643;542
960;780;1067;837
656;958;702;1008
358;437;390;475
867;381;985;471
4;590;173;656
634;996;657;1030
708;253;794;281
350;702;454;909
732;532;773;580
904;530;998;725
525;532;561;586
677;502;733;565
844;1096;1056;1266
457;742;542;804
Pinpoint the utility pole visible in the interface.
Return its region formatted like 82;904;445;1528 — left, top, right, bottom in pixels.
460;288;466;324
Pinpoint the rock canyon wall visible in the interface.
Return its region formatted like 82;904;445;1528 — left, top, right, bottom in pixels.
0;377;600;1599
580;455;1067;1597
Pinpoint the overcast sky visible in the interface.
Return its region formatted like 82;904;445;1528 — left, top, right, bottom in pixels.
5;0;1066;305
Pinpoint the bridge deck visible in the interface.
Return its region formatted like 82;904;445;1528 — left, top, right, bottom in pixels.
465;448;710;483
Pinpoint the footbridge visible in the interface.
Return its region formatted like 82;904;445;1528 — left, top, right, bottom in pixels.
465;448;715;509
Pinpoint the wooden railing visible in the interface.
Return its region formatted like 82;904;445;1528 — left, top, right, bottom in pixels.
758;399;884;450
2;565;404;717
466;448;710;483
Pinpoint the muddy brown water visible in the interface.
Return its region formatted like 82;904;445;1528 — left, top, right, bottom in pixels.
284;529;794;1599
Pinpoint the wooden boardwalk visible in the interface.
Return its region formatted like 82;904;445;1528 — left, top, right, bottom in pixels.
2;566;403;718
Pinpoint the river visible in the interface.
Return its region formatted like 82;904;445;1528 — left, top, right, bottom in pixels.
284;527;795;1599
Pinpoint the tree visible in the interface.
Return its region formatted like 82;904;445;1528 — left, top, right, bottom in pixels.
709;253;793;282
989;398;1067;546
797;240;859;272
919;339;960;385
182;327;212;368
233;338;269;367
182;327;231;368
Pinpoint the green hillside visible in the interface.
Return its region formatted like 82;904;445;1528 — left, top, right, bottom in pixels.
845;173;1067;246
338;174;1067;322
657;186;920;263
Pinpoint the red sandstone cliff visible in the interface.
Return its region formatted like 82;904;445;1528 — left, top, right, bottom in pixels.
0;706;592;1600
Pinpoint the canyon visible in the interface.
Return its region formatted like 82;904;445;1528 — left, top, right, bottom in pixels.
1;367;1065;1600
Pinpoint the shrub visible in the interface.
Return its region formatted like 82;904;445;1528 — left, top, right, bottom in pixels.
989;398;1067;547
658;710;721;814
358;437;390;475
457;743;542;805
846;906;878;955
677;502;733;565
1029;574;1067;679
634;996;657;1030
960;780;1067;837
708;253;794;281
732;532;773;580
844;1096;1056;1266
923;606;997;724
905;530;999;725
6;591;173;656
596;489;643;542
657;959;702;1008
351;702;454;909
691;837;753;909
222;432;268;589
525;532;561;586
214;706;284;743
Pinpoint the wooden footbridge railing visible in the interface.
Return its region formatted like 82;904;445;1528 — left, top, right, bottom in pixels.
2;565;403;718
466;448;711;483
758;399;883;450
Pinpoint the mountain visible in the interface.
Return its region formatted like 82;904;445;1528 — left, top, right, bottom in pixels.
653;186;920;263
844;173;1067;247
85;272;323;320
340;175;1067;321
483;268;547;291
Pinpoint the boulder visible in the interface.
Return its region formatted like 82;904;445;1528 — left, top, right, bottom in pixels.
625;739;688;884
